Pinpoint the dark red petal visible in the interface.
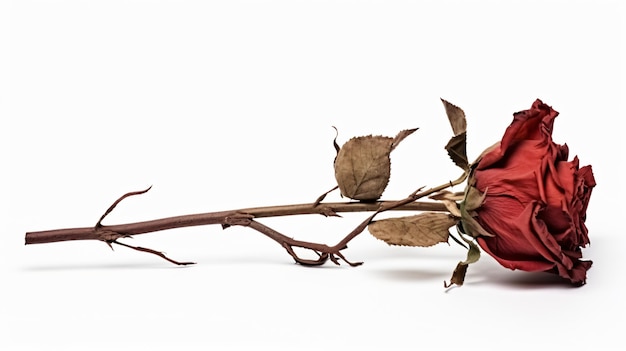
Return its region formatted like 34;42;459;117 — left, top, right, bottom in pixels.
478;99;559;170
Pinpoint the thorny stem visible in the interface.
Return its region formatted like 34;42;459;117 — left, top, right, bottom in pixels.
25;172;467;266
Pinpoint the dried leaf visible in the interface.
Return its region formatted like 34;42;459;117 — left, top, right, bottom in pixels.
446;262;469;288
463;186;487;211
441;98;467;136
390;128;418;151
462;239;481;265
459;186;494;238
445;240;480;287
441;199;462;218
459;213;494;238
429;190;464;218
368;213;457;247
445;132;469;170
334;135;392;200
334;129;416;201
429;190;465;201
441;99;469;171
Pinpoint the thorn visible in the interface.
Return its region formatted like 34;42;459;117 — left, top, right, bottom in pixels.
319;206;341;217
314;186;339;207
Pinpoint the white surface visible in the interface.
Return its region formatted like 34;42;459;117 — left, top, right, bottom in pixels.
2;1;624;350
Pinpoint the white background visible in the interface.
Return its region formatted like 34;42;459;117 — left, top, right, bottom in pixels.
2;1;624;350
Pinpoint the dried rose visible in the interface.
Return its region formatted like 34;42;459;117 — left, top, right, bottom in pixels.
463;99;595;285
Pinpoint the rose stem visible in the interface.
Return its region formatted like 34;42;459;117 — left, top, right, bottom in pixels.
24;200;447;245
25;172;466;266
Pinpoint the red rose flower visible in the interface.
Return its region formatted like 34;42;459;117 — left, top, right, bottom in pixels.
464;99;595;285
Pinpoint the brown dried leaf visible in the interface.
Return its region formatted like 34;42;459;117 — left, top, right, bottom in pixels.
333;128;417;201
334;135;392;200
445;132;469;170
441;98;467;136
445;240;481;287
368;213;457;247
441;200;462;218
390;128;418;151
441;99;469;171
429;193;463;218
445;262;469;288
429;190;465;201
